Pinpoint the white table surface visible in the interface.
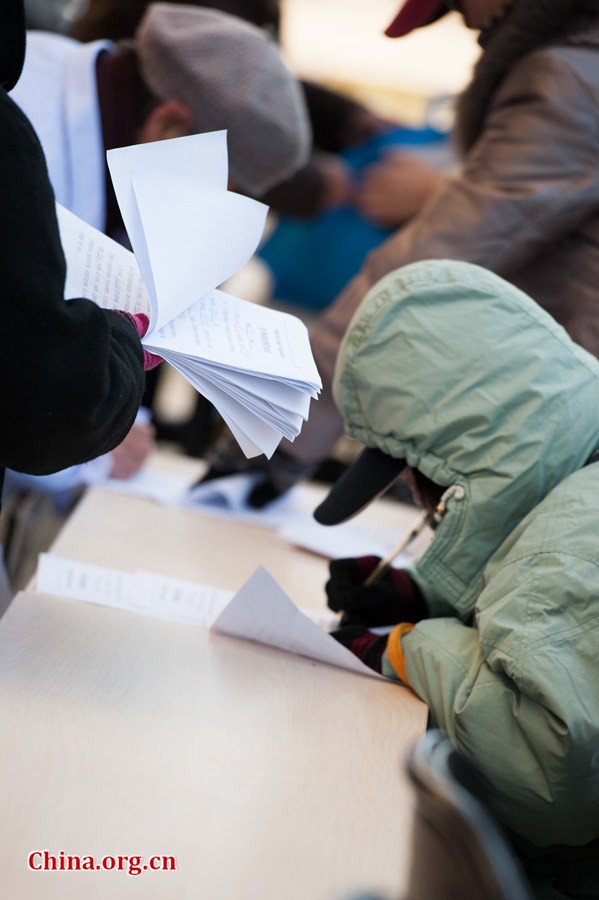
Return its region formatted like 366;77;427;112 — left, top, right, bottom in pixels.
0;452;427;899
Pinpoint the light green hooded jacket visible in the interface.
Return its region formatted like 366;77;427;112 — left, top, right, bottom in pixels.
333;259;599;847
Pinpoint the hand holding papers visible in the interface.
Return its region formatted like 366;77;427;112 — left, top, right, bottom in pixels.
57;130;321;458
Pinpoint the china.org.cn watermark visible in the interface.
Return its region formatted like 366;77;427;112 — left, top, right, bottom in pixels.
28;850;176;877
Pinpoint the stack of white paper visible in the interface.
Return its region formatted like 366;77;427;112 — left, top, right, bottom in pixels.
57;130;321;458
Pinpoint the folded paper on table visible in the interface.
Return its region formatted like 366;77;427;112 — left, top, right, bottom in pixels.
211;566;385;680
57;130;321;458
35;556;378;678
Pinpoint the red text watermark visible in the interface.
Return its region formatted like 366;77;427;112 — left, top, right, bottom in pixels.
28;850;176;877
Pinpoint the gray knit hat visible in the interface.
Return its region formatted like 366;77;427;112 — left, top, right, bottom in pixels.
135;3;311;196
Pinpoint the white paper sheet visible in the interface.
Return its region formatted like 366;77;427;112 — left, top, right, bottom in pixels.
163;361;282;458
132;178;268;332
36;554;232;627
129;571;232;625
211;567;385;680
34;557;382;680
278;519;414;564
36;554;133;611
145;288;319;384
106;131;229;322
57;130;321;458
58;205;150;315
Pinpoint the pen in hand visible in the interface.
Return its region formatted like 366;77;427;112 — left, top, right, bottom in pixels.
363;510;430;586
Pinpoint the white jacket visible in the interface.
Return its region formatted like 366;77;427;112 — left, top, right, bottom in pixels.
10;32;111;230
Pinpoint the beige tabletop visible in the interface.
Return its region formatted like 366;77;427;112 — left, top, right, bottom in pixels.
0;453;427;900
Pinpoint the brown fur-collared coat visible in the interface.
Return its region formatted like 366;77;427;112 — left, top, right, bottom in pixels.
292;0;599;463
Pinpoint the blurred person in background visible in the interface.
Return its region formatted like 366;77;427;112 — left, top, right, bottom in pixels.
68;0;454;463
67;0;442;222
12;2;310;239
201;0;599;507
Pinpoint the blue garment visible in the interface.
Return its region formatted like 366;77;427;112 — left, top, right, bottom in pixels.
258;126;450;310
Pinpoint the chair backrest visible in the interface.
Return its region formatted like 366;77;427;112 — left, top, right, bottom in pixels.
404;730;534;900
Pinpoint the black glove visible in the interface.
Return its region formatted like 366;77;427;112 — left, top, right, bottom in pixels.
330;625;388;673
199;428;315;508
326;556;427;627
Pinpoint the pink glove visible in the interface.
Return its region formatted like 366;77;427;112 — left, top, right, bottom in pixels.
116;312;163;371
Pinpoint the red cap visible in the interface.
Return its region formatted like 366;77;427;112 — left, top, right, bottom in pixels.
385;0;448;38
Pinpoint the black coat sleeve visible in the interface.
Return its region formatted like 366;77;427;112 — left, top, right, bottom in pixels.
0;90;145;475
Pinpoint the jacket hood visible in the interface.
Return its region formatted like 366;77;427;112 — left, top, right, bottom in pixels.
333;260;599;616
0;0;25;90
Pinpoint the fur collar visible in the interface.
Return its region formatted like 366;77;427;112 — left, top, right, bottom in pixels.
456;1;599;153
